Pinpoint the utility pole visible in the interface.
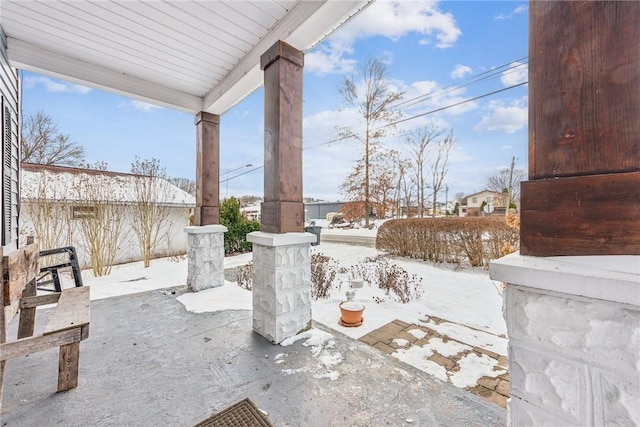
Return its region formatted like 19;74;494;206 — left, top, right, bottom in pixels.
445;184;449;216
506;156;516;216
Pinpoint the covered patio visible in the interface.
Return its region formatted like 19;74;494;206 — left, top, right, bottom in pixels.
1;1;638;426
1;286;504;426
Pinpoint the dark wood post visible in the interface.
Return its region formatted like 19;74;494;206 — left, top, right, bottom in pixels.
521;1;640;256
194;112;220;225
260;41;304;233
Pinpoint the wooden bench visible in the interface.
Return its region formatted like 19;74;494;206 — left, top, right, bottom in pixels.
0;240;90;410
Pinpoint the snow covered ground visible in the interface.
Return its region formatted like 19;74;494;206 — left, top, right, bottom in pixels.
68;226;508;395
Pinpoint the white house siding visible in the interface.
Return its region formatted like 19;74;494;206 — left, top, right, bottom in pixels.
0;27;19;254
20;201;191;269
19;165;195;269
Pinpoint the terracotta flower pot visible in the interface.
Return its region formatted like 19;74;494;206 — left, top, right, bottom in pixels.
339;301;365;327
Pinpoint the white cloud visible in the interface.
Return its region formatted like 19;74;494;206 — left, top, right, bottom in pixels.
400;79;478;117
501;62;528;86
306;0;461;75
494;4;528;21
23;75;91;94
451;64;472;79
121;100;163;112
305;40;358;75
474;97;528;134
513;5;528;14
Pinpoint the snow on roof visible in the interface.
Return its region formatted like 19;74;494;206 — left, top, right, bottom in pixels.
21;163;195;206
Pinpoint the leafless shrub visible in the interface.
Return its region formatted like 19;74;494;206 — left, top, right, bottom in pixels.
376;217;518;268
20;169;74;254
130;158;172;268
350;255;422;304
311;253;339;299
74;163;128;276
236;262;253;290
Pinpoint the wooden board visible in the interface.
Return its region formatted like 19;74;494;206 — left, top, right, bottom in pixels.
0;328;82;362
2;242;39;306
44;286;90;335
20;293;61;309
520;172;640;256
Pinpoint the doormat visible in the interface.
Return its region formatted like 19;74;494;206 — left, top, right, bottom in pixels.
194;398;274;427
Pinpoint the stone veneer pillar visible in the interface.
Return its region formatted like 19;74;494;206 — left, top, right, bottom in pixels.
247;232;315;344
184;224;227;291
490;255;639;425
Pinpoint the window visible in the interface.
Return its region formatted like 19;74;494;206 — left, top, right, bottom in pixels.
72;206;96;219
487;197;492;202
472;197;477;203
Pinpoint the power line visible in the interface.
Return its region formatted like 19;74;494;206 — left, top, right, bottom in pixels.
382;81;527;128
392;58;528;110
223;61;529;184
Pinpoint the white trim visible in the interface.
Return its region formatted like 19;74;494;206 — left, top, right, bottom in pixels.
247;231;316;247
490;252;640;306
204;0;368;114
8;38;203;113
184;224;227;234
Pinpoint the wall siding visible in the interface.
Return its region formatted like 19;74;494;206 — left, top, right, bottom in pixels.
0;27;20;254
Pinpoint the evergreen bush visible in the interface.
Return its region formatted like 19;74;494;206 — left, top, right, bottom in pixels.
220;197;260;255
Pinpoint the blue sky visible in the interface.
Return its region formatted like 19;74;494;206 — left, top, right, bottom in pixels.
21;0;529;201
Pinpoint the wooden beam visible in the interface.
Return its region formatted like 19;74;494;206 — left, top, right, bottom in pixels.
57;342;80;392
194;112;220;226
520;172;640;256
521;1;640;256
17;279;36;339
260;41;305;233
2;242;38;307
20;293;62;309
0;328;82;362
44;286;90;335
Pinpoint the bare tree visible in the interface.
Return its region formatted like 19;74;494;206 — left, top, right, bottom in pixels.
75;162;128;276
339;58;404;227
370;148;400;219
394;157;412;218
20;169;74;252
21;111;85;166
406;125;444;217
340;145;399;221
487;156;526;211
169;177;196;196
429;130;454;218
130;157;173;268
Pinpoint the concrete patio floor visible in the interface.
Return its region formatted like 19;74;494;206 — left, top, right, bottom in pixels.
2;286;505;426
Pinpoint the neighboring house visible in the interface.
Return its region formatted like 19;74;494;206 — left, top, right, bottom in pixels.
459;190;504;217
304;201;345;220
240;205;260;221
20;163;195;268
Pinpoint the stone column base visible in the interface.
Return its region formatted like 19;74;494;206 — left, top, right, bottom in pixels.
247;231;316;344
185;224;227;291
490;253;640;426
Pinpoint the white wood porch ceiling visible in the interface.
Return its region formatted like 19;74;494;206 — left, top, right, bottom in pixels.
0;0;370;114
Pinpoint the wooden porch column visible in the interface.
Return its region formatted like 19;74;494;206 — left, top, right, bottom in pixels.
260;41;304;233
521;1;640;256
491;3;640;424
194;112;220;225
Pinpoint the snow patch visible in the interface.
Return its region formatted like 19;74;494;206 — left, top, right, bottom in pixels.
279;329;343;381
428;337;472;357
407;328;427;340
449;353;506;388
177;281;252;313
393;338;410;348
274;353;287;364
